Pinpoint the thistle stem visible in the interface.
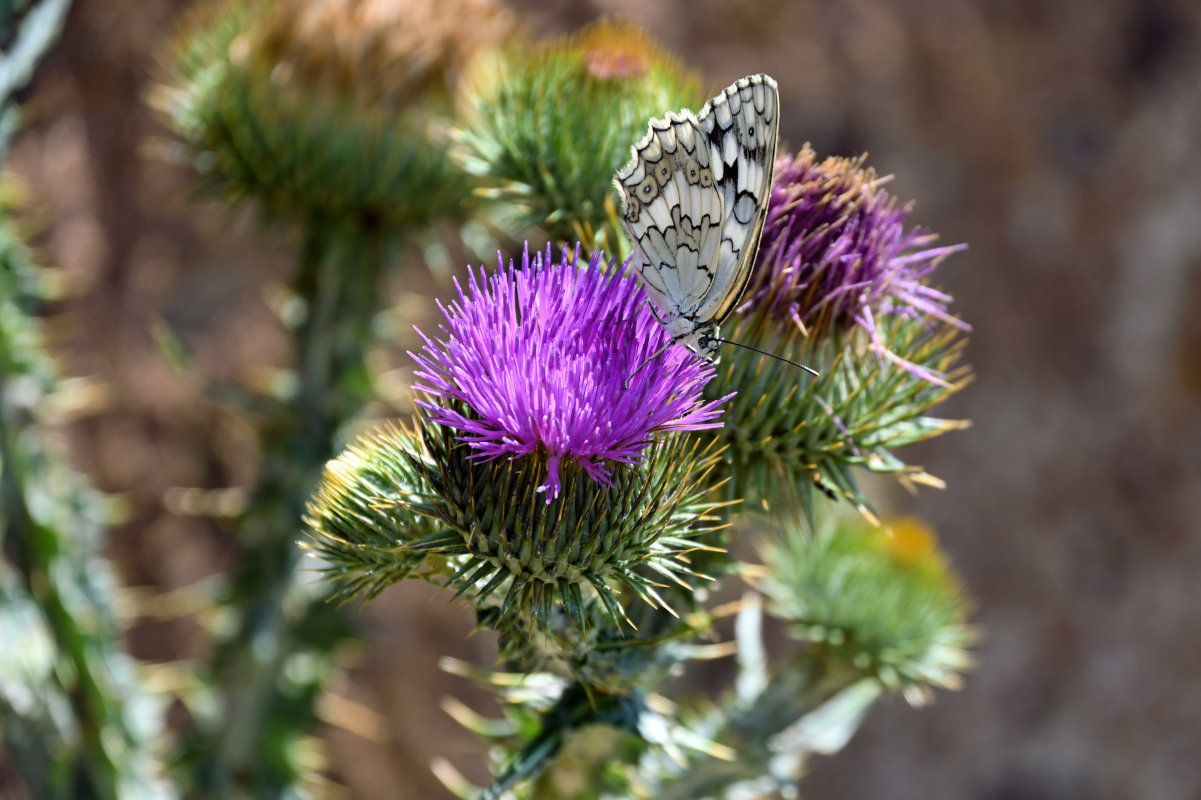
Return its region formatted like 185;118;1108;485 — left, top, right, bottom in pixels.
654;654;861;800
183;220;385;797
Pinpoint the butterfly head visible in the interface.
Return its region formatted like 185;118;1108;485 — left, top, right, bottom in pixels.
659;313;721;364
693;324;722;363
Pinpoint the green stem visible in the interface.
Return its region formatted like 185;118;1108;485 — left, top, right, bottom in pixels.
653;654;860;800
184;220;385;798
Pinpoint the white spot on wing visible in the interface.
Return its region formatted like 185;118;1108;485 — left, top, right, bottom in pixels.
722;132;738;166
713;98;732;130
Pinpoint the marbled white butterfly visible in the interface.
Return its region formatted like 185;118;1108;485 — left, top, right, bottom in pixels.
615;73;795;369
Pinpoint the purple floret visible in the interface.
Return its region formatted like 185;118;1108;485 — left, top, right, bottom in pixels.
411;243;729;501
743;149;969;385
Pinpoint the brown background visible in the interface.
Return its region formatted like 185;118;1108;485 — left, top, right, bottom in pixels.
8;0;1201;798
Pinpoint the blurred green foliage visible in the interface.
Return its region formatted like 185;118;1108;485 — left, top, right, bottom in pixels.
0;186;171;798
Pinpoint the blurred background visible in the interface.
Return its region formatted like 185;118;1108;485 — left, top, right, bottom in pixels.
5;0;1200;798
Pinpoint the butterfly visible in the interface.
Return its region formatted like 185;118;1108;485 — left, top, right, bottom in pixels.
614;73;780;364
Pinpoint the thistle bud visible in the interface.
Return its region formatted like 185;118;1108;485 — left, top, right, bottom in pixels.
304;424;442;601
761;514;974;705
158;0;509;230
456;20;704;254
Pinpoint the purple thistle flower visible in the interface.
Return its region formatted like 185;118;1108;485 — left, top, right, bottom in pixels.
410;243;729;501
741;147;969;384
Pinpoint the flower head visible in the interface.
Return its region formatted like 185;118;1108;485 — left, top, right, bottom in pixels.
705;147;972;515
742;146;968;383
411;244;728;501
156;0;504;229
761;513;975;706
456;20;703;253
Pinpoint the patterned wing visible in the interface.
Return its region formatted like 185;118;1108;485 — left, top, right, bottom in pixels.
614;74;779;348
613;107;724;323
692;74;779;323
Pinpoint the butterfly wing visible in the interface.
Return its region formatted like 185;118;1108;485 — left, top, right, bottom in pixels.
692;74;779;323
613;108;725;322
614;74;779;353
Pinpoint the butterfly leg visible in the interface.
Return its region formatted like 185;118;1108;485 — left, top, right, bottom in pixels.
623;339;675;391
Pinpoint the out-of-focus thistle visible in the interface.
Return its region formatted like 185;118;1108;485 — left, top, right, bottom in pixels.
308;244;729;663
158;0;510;231
457;20;704;256
761;513;974;706
712;146;972;514
633;514;972;799
156;1;509;796
0;181;171;800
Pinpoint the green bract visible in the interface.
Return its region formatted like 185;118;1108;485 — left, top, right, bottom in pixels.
710;312;970;518
306;408;727;658
304;424;442;601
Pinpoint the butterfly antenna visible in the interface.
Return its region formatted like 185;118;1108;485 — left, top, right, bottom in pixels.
711;337;820;376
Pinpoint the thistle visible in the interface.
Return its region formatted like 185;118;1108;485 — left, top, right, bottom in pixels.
711;146;972;514
157;0;507;231
761;513;974;705
155;2;509;794
412;243;728;500
616;514;972;800
457;19;704;255
304;425;441;602
744;146;967;377
308;244;730;659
